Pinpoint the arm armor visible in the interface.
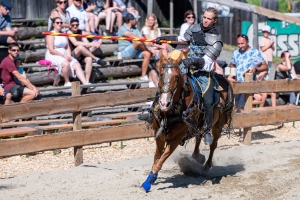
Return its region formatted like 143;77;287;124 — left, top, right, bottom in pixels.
203;33;223;61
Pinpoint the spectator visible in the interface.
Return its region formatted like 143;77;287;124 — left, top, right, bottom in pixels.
66;0;90;33
228;34;267;112
48;0;71;33
113;0;138;29
275;51;298;105
0;83;11;104
0;0;18;45
178;10;195;41
118;12;153;82
0;43;39;103
94;0;118;36
260;25;275;80
45;17;90;87
67;17;106;82
83;0;99;35
13;55;28;85
141;13;168;57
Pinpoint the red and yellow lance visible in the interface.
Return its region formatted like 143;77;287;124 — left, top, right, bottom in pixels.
42;32;189;45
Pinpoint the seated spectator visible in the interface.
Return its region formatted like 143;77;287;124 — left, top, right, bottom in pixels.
141;14;168;57
83;0;99;35
14;55;28;85
113;0;138;29
48;0;71;33
0;43;39;103
0;83;11;104
275;51;298;105
67;17;106;82
179;10;195;41
66;0;91;33
45;17;90;86
94;0;118;36
0;0;18;46
118;12;155;83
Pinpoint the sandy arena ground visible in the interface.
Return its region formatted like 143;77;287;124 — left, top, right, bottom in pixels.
1;122;300;199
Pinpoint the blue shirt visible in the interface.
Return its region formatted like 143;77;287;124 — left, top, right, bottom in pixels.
118;24;141;52
0;14;11;30
231;47;265;82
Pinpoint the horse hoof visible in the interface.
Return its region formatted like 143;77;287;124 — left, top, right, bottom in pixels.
192;153;205;165
141;171;158;192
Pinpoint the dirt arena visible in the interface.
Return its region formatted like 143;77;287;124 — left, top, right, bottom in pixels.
1;122;300;200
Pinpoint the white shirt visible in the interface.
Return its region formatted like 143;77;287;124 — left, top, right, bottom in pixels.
66;4;88;31
178;23;190;41
141;27;161;39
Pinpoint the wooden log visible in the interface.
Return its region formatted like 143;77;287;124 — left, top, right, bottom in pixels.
0;43;117;63
0;123;152;158
16;26;48;40
27;65;142;85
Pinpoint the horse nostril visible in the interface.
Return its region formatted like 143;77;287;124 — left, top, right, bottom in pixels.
166;102;171;107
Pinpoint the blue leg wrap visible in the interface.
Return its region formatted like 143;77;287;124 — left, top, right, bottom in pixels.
141;171;158;192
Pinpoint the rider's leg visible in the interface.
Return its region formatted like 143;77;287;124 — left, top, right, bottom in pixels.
203;76;214;145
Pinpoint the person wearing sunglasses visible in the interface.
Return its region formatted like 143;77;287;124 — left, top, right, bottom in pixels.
228;34;267;112
0;0;18;46
45;17;91;87
48;0;71;33
275;51;299;105
67;17;106;83
0;43;39;103
178;10;196;41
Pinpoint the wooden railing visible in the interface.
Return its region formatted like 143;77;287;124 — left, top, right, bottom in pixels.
0;77;300;164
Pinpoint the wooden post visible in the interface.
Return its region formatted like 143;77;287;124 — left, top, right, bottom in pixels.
170;0;174;35
252;13;258;49
193;0;198;23
243;73;253;145
72;81;83;166
147;0;153;15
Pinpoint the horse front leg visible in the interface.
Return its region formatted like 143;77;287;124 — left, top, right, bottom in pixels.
141;133;165;192
192;135;205;165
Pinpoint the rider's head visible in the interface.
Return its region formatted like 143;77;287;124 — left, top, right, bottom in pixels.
202;7;217;28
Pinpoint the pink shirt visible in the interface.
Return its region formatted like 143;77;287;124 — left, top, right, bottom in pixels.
260;37;273;62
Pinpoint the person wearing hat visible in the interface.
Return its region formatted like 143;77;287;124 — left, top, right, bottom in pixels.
0;0;18;45
260;25;275;80
67;17;106;83
13;55;28;85
118;12;154;82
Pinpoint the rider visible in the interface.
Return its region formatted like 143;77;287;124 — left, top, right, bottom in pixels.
138;7;222;146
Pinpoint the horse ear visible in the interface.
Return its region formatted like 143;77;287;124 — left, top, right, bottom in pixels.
156;50;167;72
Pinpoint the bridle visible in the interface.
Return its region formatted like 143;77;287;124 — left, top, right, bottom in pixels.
159;62;180;111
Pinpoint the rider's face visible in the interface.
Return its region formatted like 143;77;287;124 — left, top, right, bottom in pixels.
237;37;249;52
202;11;216;28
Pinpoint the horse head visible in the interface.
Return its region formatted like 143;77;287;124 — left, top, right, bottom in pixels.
156;50;184;112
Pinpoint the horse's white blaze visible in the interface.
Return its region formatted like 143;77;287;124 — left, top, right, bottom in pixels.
160;68;172;111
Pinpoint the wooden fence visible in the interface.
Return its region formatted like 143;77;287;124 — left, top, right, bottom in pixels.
0;78;300;165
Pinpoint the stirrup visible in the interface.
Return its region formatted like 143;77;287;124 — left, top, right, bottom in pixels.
137;113;151;121
204;132;213;145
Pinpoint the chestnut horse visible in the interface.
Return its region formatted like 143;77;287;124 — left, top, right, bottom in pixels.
141;50;234;192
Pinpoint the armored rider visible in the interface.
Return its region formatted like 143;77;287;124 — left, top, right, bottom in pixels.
138;7;222;146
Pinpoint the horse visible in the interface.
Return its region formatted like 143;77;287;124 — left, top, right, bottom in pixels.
141;50;234;192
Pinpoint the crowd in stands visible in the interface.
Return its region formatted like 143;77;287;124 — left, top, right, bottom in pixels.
0;0;299;110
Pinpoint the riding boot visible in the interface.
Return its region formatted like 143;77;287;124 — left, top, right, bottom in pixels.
203;106;214;145
137;113;151;121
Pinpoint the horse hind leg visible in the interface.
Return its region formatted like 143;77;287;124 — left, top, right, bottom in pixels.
203;112;226;174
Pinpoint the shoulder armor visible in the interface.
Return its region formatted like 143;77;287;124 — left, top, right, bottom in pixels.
204;33;223;46
203;33;223;60
190;23;202;32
